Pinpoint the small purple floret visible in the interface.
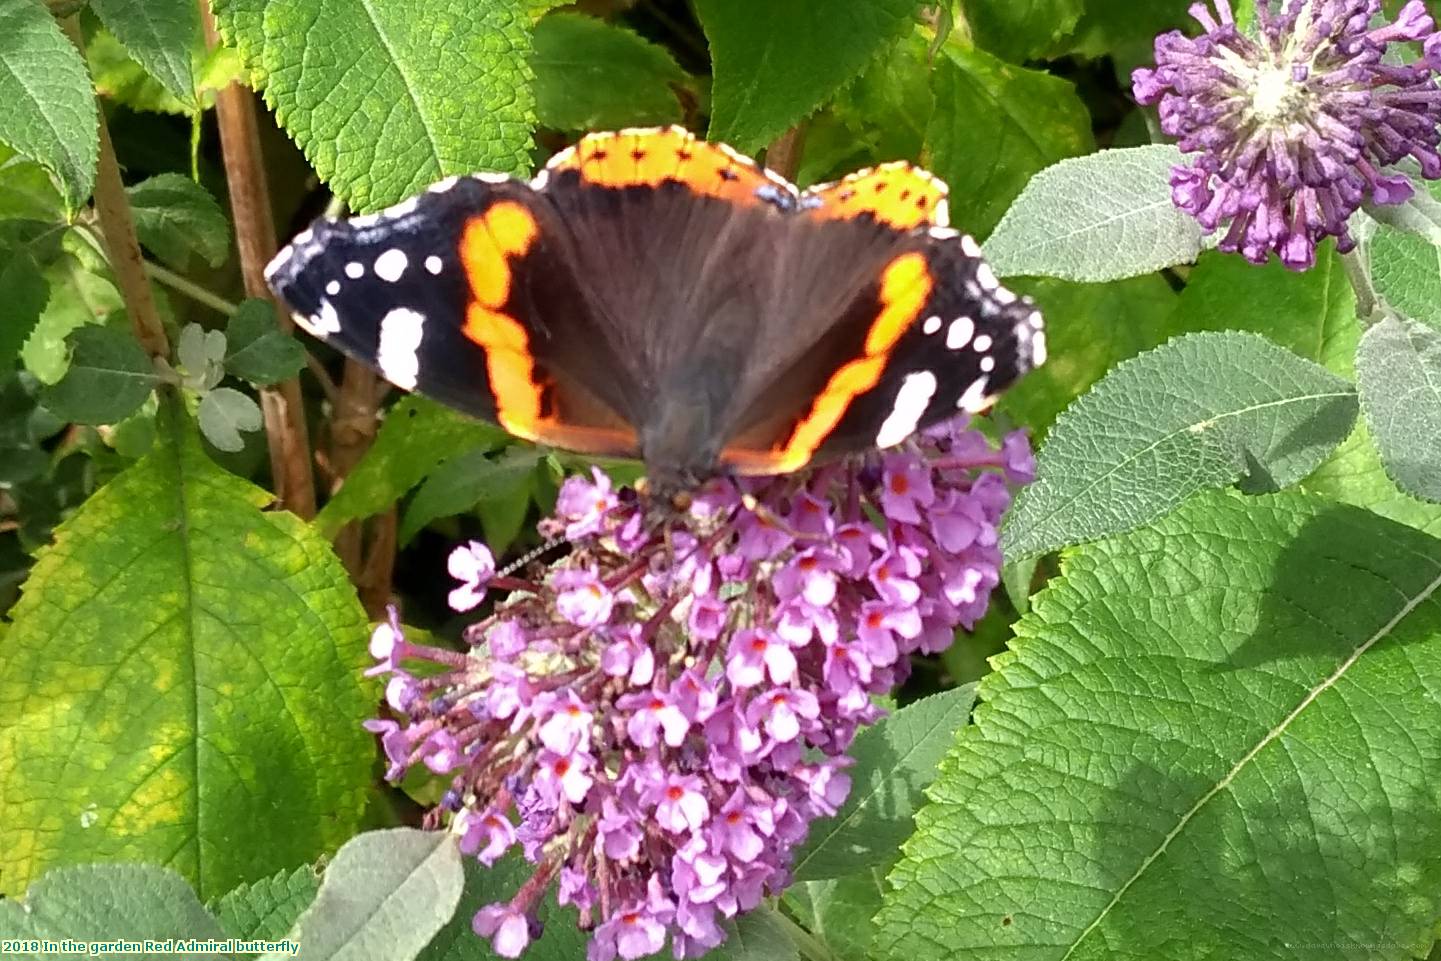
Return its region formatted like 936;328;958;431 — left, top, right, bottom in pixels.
1134;0;1441;269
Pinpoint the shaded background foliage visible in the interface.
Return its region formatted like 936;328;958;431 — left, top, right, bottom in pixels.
3;0;1441;960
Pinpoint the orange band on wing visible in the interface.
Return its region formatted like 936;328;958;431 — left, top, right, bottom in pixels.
547;127;790;208
459;201;543;437
802;163;948;230
768;251;932;471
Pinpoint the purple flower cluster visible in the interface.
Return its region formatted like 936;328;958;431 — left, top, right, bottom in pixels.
1133;0;1441;269
364;420;1034;960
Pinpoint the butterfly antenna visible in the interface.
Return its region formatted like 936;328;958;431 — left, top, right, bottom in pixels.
498;535;568;577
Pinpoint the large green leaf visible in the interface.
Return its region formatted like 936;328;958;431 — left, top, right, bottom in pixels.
1356;313;1441;502
212;0;535;211
211;865;320;941
20;253;123;384
876;491;1441;960
0;0;97;212
783;871;889;961
531;12;686;132
983;146;1203;282
793;685;977;881
1003;332;1359;559
0;398;373;899
697;0;916;154
315;395;510;538
925;47;1093;239
40;324;157;425
127;173;229;270
1370;224;1441;332
958;0;1084;63
89;0;201;108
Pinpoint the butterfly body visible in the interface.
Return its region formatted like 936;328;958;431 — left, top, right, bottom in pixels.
266;127;1045;485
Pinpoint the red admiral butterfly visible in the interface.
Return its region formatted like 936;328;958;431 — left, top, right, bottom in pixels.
265;127;1045;491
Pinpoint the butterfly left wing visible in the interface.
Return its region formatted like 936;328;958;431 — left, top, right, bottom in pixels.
719;223;1044;474
265;176;642;459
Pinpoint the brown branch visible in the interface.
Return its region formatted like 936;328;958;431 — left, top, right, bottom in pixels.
199;0;316;519
764;125;807;182
62;18;170;358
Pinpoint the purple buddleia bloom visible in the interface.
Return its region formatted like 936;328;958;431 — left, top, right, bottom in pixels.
1134;0;1441;269
363;418;1033;959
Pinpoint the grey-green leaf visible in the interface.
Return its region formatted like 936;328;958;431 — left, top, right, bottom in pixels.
792;685;977;881
128;173;230;270
41;325;157;424
1368;224;1441;332
198;386;263;453
1356;312;1441;502
287;829;464;961
225;298;306;385
984;145;1203;281
212;0;535;211
0;0;98;211
876;491;1441;961
0;864;226;946
1003;331;1359;559
89;0;201;107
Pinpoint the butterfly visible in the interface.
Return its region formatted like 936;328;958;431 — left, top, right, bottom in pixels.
265;126;1045;493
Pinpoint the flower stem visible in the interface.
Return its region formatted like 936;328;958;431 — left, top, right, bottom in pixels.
199;0;317;519
1339;246;1382;325
145;260;238;316
61;18;170;359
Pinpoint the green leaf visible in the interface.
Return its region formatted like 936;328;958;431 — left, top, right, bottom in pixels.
783;871;889;961
1003;332;1359;560
286;829;464;961
127;173;229;270
793;685;977;881
1369;224;1441;332
401;446;542;548
20;253;123;383
87;26;191;115
316;396;510;538
1356;313;1441;502
224;298;305;385
925;47;1093;238
876;491;1441;961
89;0;201;108
996;273;1174;436
197;385;263;452
0;864;226;944
0;145;65;220
531;12;686;132
983;146;1203;281
212;0;535;211
958;0;1085;63
40;325;156;424
1362;181;1441;246
211;865;321;941
712;905;799;961
0;399;373;899
1068;0;1191;57
697;0;916;154
0;0;98;211
0;245;50;372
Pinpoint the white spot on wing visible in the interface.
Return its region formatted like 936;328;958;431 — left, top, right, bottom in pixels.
976;263;999;290
345;262;364;279
293;227;313;245
374;248;408;282
263;248;291;281
349;212;383;228
425;255;443;274
387;196;419;217
956;376;991;411
876;371;938;448
300;298;341;336
429;175;460;193
377;307;425;389
1032;329;1049;366
973;333;993;352
922;315;942;335
933;197;950;226
946;317;974;350
325;279;340;295
960;235;982;257
980;356;995;373
472;172;513;184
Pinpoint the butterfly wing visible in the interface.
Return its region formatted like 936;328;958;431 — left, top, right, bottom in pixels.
265;176;641;458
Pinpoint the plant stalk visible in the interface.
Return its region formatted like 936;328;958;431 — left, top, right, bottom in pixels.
199;0;317;519
61;18;170;359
